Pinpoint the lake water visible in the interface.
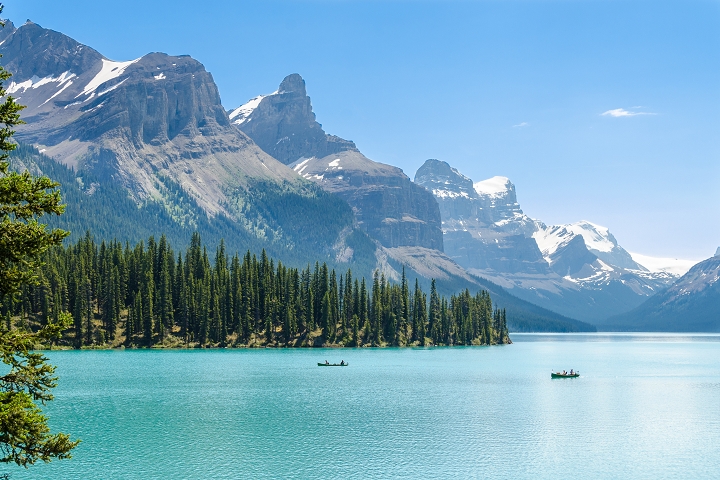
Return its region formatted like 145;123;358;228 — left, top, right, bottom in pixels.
14;334;720;479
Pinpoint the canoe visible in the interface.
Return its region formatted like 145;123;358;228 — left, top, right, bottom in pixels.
318;363;348;367
551;372;579;378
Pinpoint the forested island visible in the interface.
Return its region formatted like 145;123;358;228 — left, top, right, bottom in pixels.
4;233;510;349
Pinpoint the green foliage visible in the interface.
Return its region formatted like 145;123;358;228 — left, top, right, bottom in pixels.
8;145;381;280
7;233;511;349
0;314;80;467
0;8;79;468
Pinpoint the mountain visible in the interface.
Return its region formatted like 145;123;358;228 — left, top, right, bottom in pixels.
415;159;676;322
1;20;595;333
604;255;720;331
230;73;357;165
0;20;374;268
414;159;547;273
233;74;443;251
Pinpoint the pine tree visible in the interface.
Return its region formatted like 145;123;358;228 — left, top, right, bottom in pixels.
0;10;79;463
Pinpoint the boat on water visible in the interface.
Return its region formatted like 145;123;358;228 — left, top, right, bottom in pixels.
551;371;579;378
318;362;348;367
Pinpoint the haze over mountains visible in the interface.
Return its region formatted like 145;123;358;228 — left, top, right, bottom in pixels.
2;19;716;331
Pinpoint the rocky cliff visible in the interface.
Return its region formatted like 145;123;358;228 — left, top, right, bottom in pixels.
0;20;371;266
231;74;357;165
235;75;443;251
414;159;547;273
415;159;676;322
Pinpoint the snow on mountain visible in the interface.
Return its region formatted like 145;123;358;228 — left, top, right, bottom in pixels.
7;70;76;95
534;220;643;271
473;176;512;198
78;58;140;97
629;252;701;276
229;92;277;125
563;221;614;253
416;159;678;322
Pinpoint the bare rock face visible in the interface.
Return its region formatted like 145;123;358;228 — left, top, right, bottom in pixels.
235;75;443;251
415;158;677;323
415;159;547;273
291;151;443;250
231;74;357;165
0;21;298;218
0;21;374;268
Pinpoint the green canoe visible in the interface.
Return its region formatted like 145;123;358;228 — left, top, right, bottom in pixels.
551;372;579;378
318;363;348;367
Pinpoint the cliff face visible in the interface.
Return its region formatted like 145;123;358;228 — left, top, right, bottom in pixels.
0;21;372;267
414;159;546;273
1;23;298;217
235;74;443;251
231;74;357;165
415;159;676;322
291;151;443;250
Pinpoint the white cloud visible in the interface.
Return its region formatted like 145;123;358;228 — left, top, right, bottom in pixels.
513;122;529;127
601;107;657;117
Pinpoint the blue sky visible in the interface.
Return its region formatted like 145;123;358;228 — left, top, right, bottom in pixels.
4;0;719;259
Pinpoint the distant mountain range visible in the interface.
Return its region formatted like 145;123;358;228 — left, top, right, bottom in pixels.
414;159;679;322
603;254;720;331
2;18;714;331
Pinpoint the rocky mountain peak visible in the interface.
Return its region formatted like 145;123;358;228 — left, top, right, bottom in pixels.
0;21;299;219
473;176;516;202
278;73;306;95
0;20;102;81
715;247;720;257
231;73;356;164
414;159;476;200
538;221;644;271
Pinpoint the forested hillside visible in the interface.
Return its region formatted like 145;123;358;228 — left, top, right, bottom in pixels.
8;144;378;272
4;234;510;348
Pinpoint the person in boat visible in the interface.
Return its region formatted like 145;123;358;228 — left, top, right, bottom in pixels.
570;369;574;375
562;370;567;375
340;360;345;366
325;360;329;365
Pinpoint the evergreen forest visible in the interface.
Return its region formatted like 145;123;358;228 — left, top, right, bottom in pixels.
3;233;511;348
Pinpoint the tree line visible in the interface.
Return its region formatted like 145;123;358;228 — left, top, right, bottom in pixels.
3;232;510;348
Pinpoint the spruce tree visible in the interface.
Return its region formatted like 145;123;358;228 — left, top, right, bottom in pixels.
0;9;79;465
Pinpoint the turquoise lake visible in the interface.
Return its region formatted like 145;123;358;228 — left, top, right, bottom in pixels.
12;334;720;479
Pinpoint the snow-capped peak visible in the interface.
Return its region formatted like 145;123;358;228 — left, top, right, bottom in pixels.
229;91;278;125
563;220;615;253
533;225;577;257
473;176;512;198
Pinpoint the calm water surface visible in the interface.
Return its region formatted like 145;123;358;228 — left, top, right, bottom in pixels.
15;334;720;479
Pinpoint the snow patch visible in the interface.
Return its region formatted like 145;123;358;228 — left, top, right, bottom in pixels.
229;91;278;125
97;78;128;97
629;252;700;276
533;225;574;257
154;73;166;80
474;176;511;198
6;71;76;95
40;79;74;106
78;58;140;98
328;158;340;167
293;158;312;176
433;189;470;199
